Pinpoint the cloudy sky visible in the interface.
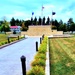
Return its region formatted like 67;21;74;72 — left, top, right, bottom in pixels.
0;0;75;22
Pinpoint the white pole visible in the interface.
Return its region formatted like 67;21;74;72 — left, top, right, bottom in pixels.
41;5;44;25
32;15;33;25
32;12;34;25
51;11;53;31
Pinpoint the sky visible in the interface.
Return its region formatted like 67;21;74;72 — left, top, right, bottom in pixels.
0;0;75;23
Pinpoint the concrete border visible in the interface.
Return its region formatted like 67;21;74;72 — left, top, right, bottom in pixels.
45;40;50;75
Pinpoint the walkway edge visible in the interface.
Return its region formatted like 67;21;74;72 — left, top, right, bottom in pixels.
45;40;50;75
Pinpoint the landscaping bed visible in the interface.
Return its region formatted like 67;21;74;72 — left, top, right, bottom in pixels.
27;36;48;75
49;37;75;75
0;34;25;46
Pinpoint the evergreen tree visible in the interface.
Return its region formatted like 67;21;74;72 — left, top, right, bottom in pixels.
25;20;31;27
46;16;50;25
34;17;37;25
58;23;67;32
59;19;63;25
54;19;60;30
30;17;33;25
38;17;42;25
70;23;75;33
42;17;45;25
10;17;16;26
67;18;74;31
68;18;74;25
15;19;20;26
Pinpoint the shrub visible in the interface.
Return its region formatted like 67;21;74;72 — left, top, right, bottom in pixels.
0;43;1;46
35;53;46;60
38;44;47;53
27;66;45;75
27;36;48;75
1;42;4;45
31;59;45;68
4;41;7;44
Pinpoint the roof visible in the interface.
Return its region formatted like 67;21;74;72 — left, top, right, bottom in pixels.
10;26;18;28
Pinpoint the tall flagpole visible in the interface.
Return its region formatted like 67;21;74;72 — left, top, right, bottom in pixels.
32;14;33;25
32;12;34;25
41;5;44;25
51;11;56;31
51;11;53;31
41;6;43;25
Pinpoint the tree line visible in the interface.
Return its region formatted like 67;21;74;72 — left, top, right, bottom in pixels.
0;17;75;33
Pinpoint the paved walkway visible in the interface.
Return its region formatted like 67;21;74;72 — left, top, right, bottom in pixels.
0;37;40;75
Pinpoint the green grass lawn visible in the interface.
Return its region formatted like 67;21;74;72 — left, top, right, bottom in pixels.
49;37;75;75
0;34;8;41
0;34;23;46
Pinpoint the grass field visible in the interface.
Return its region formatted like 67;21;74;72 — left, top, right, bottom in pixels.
0;34;8;42
49;37;75;75
0;34;22;46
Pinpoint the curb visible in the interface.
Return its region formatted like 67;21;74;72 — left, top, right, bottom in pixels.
45;40;50;75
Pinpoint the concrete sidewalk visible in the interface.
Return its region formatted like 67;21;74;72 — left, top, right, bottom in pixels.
0;37;40;75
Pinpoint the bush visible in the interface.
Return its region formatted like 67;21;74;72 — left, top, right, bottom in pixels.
4;41;7;44
35;53;46;60
11;39;14;42
31;59;45;68
27;36;48;75
27;66;45;75
0;43;2;46
38;43;47;53
1;42;4;45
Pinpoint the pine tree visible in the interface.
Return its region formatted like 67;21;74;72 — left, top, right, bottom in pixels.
46;17;50;25
10;17;16;26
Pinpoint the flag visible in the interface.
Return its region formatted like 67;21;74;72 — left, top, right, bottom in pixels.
42;6;44;10
52;12;56;15
32;12;34;15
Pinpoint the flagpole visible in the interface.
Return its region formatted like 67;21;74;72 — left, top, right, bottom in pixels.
32;15;33;25
41;6;43;25
51;11;56;31
51;11;53;31
41;5;44;25
32;12;34;25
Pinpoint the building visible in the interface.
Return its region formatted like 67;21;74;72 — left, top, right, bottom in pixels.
10;26;21;33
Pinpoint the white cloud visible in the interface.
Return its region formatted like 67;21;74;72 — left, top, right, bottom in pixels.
1;0;75;23
5;11;31;20
44;4;55;9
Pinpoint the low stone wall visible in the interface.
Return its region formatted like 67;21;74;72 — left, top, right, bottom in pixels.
21;25;63;36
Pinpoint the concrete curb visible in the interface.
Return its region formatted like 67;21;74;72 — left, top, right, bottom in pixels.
45;40;50;75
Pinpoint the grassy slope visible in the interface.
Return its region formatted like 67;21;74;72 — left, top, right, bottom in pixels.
0;34;22;45
0;34;8;42
50;37;75;75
